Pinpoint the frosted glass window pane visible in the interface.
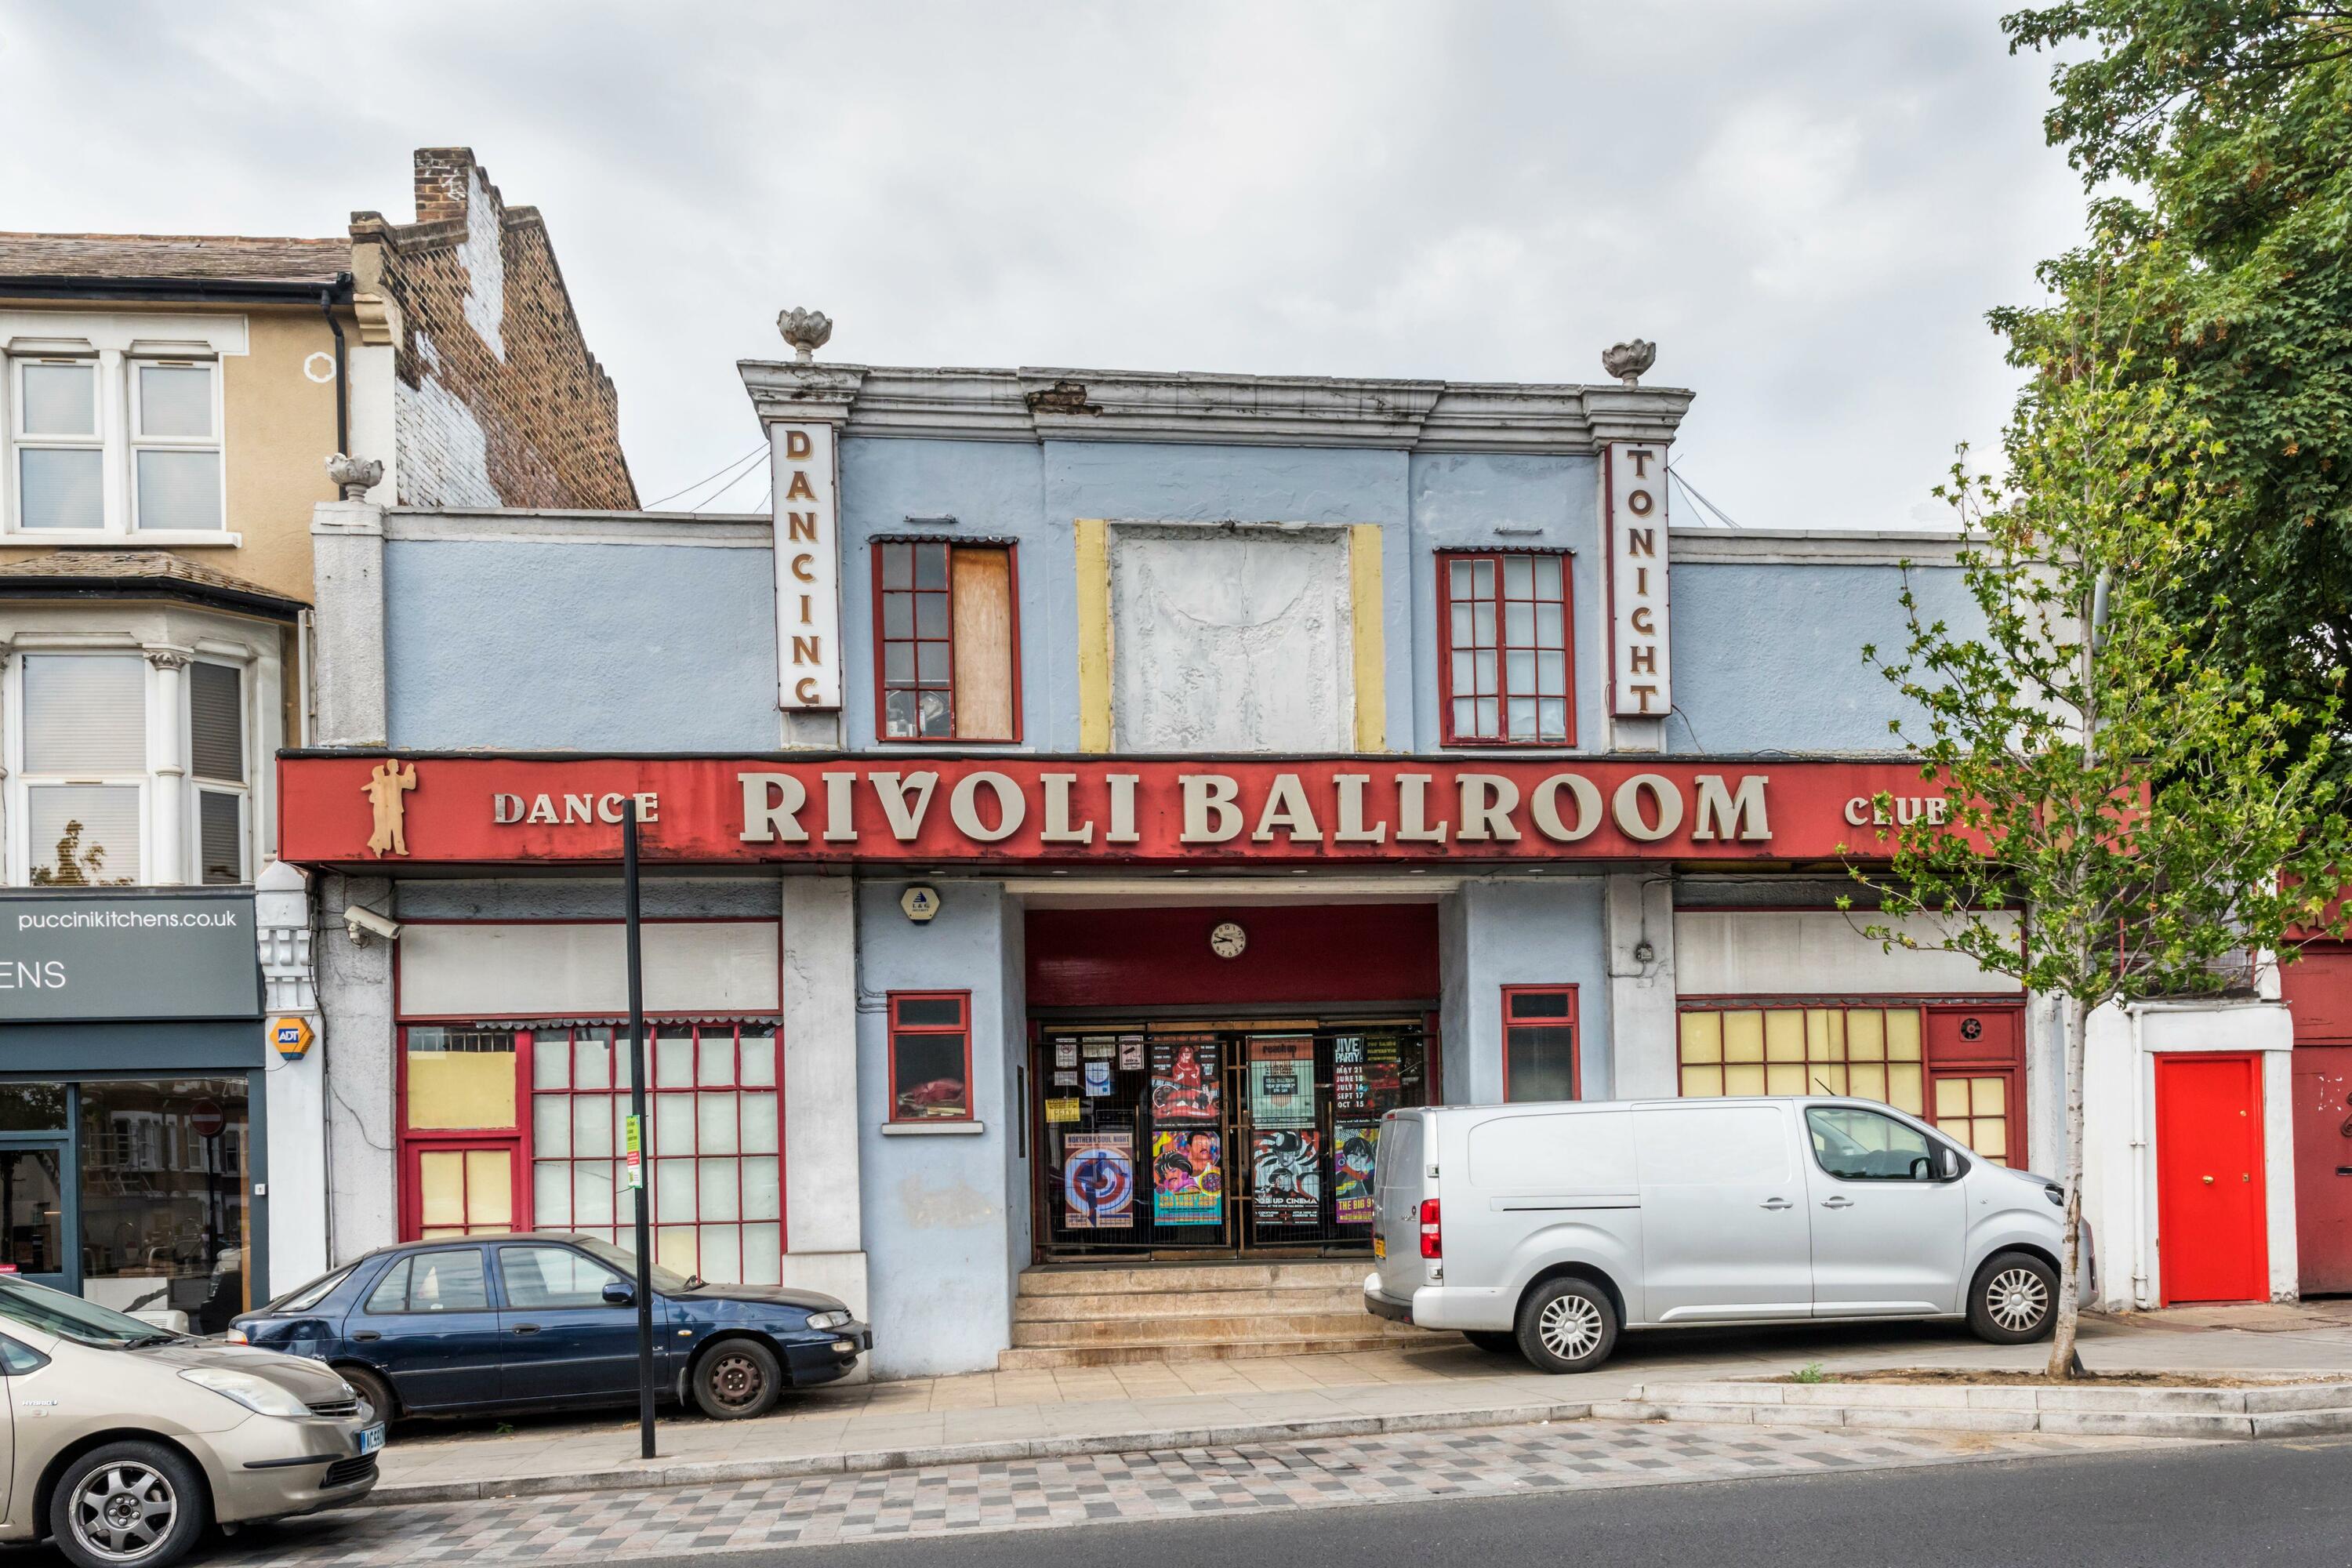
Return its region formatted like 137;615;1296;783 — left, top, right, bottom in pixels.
1724;1063;1768;1096
22;654;145;773
739;1036;776;1087
574;1162;615;1225
1973;1076;2006;1114
739;1094;779;1155
533;1038;570;1089
699;1225;742;1284
26;785;141;886
699;1034;734;1087
1846;1009;1886;1062
1533;556;1563;597
1974;1118;2007;1158
1679;1065;1722;1097
418;1151;464;1225
465;1150;512;1225
20;362;95;434
655;1226;698;1277
137;364;213;437
656;1157;695;1217
1889;1064;1925;1113
655;1094;695;1154
1679;1012;1722;1065
533;1161;572;1225
1538;699;1567;740
1886;1010;1924;1061
612;1031;637;1089
533;1095;571;1158
741;1224;782;1285
1764;1011;1805;1063
573;1096;613;1156
698;1094;739;1155
1723;1012;1765;1065
1503;556;1533;596
699;1158;740;1221
1849;1064;1887;1102
742;1156;781;1221
1534;602;1563;644
655;1034;694;1087
1934;1078;1970;1117
136;449;222;531
574;1036;611;1091
1764;1063;1806;1096
19;448;102;529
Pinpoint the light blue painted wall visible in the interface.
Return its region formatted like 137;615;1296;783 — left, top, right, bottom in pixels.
1443;877;1612;1105
1666;561;1973;756
384;539;781;751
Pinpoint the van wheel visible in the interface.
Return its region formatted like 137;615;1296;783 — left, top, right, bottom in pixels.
50;1440;210;1568
1462;1330;1520;1357
1515;1278;1618;1374
1968;1251;2057;1345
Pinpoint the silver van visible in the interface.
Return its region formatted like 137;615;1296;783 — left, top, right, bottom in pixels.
1363;1096;2077;1373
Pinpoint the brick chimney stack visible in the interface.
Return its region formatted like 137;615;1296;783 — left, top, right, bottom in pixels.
411;147;479;226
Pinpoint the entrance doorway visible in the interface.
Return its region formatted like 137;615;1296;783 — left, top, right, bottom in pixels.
0;1141;72;1291
2292;1045;2352;1296
1032;1019;1432;1261
2154;1054;2270;1305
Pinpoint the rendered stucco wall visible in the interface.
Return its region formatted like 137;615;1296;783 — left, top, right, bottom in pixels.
1443;877;1613;1105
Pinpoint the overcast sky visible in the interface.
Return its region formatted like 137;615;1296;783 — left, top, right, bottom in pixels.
7;1;2086;528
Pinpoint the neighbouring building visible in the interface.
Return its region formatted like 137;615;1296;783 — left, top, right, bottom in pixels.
0;147;633;1325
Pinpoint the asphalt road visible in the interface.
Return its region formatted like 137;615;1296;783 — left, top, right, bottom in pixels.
625;1434;2352;1568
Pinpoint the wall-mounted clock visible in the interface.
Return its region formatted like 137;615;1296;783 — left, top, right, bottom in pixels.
1209;921;1247;960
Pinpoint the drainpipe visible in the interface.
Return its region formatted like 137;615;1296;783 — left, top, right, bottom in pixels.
319;275;350;458
2129;1005;2151;1306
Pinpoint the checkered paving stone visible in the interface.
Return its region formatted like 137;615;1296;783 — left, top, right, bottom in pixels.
212;1420;2140;1565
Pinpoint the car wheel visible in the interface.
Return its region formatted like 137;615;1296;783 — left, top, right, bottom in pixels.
1515;1277;1619;1374
1462;1330;1521;1357
49;1440;211;1568
338;1366;396;1425
692;1338;784;1420
1969;1251;2058;1345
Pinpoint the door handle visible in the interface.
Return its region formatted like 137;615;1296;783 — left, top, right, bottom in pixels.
510;1323;542;1335
2202;1175;2215;1185
351;1330;381;1342
1820;1196;1854;1210
1760;1198;1794;1210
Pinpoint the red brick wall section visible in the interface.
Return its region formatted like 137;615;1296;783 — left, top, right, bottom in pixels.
354;147;637;510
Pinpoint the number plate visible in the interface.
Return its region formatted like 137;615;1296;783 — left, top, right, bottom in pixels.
1372;1235;1385;1260
355;1424;385;1456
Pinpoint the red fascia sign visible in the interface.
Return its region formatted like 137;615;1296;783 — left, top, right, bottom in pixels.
281;754;1950;868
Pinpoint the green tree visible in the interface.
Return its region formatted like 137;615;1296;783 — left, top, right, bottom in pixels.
1846;266;2350;1376
2000;0;2352;788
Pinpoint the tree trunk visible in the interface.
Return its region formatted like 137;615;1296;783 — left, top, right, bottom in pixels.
2048;993;2090;1378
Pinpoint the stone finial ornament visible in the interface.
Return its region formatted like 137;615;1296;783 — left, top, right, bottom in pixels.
779;307;834;363
325;453;384;500
1602;339;1657;387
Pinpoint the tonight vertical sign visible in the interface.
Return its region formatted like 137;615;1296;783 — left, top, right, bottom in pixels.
1607;441;1671;718
773;421;843;710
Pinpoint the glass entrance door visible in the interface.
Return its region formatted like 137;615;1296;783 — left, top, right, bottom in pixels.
0;1142;74;1291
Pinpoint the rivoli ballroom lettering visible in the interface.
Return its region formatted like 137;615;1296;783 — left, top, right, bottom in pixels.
771;422;842;710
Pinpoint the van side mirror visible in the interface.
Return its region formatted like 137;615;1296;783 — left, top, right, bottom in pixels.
1936;1146;1962;1180
601;1281;635;1307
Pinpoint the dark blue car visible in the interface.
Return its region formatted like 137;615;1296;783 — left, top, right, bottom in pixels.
229;1233;869;1423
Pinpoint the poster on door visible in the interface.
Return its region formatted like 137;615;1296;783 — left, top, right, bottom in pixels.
1362;1036;1404;1114
1152;1129;1222;1224
1083;1060;1114;1098
1252;1129;1320;1225
1062;1131;1134;1229
1249;1038;1315;1127
1151;1039;1220;1122
1334;1036;1367;1113
1334;1121;1379;1224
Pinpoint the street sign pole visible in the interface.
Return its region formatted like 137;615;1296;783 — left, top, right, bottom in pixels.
624;804;656;1460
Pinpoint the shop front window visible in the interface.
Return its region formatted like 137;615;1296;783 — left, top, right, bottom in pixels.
76;1077;248;1334
0;1149;66;1278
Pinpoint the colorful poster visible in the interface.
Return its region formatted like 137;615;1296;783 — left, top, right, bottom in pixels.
1334;1036;1368;1113
1083;1060;1114;1098
1334;1121;1380;1224
1249;1039;1315;1127
1152;1129;1222;1224
1251;1129;1320;1225
1118;1038;1145;1071
1150;1038;1221;1122
1363;1036;1404;1113
1044;1097;1081;1125
1063;1131;1134;1229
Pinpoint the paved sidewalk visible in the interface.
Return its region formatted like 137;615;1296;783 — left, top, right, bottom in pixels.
372;1303;2352;1503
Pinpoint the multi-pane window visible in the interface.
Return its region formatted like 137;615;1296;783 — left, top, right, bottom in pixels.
888;993;972;1121
131;362;223;532
191;662;245;884
1439;551;1572;744
20;653;145;886
1502;986;1579;1102
5;355;221;535
875;540;1018;742
13;360;103;531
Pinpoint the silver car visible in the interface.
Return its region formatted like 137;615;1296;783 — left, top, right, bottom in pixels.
0;1276;380;1568
1364;1096;2078;1372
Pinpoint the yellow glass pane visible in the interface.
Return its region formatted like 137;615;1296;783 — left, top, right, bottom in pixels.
1725;1063;1768;1096
408;1052;517;1131
1805;1009;1835;1062
1849;1064;1887;1102
1973;1116;2008;1158
1765;1063;1806;1095
1724;1012;1766;1064
1679;1012;1723;1065
1886;1009;1924;1062
419;1150;465;1225
1934;1077;1970;1117
1680;1065;1724;1097
1972;1076;2006;1115
1846;1009;1885;1061
1823;1008;1846;1062
1816;1063;1848;1094
465;1149;512;1226
655;1225;699;1276
1889;1063;1924;1113
1764;1011;1805;1063
419;1227;464;1240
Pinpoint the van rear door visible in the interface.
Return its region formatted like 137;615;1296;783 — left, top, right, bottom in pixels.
1373;1110;1426;1301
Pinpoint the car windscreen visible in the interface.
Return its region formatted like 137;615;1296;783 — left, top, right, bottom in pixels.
261;1262;358;1315
569;1236;694;1294
0;1276;172;1348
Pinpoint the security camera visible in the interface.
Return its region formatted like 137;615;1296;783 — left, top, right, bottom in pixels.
344;905;401;945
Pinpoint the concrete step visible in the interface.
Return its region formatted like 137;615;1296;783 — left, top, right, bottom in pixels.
1015;1286;1368;1321
998;1334;1421;1370
1012;1311;1418;1348
1017;1262;1368;1296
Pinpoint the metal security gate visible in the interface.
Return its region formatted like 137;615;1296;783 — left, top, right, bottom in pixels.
1032;1018;1431;1261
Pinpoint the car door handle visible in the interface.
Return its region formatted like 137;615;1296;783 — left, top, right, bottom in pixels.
1760;1198;1794;1210
1820;1196;1854;1210
351;1330;381;1342
510;1323;542;1335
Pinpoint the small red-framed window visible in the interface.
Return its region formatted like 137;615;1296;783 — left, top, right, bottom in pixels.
1439;550;1573;746
874;539;1021;742
1502;985;1580;1102
889;992;975;1121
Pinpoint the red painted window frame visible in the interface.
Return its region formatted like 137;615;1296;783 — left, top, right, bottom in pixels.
1437;548;1576;747
871;537;1025;746
887;990;976;1123
1501;984;1581;1102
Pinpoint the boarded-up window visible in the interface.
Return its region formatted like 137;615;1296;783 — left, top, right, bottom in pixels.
877;540;1017;741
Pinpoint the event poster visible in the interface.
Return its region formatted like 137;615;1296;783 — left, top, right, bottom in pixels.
1333;1036;1367;1113
1334;1122;1380;1224
1363;1036;1404;1112
1150;1038;1221;1122
1248;1039;1314;1127
1083;1060;1114;1098
1251;1129;1320;1225
1152;1129;1222;1224
1062;1131;1134;1229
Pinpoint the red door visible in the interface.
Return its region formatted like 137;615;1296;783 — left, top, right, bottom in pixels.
2292;1046;2352;1296
2154;1054;2269;1305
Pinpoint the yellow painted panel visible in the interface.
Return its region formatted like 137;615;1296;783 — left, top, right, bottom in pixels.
1724;1011;1766;1064
1075;519;1112;752
1973;1076;2006;1115
1725;1063;1769;1096
419;1228;464;1240
656;1225;699;1276
1349;524;1385;751
1849;1064;1887;1102
466;1149;512;1226
408;1051;517;1131
1935;1077;1970;1117
1973;1117;2008;1159
1764;1011;1805;1063
1679;1011;1722;1065
1846;1009;1885;1062
1764;1063;1806;1096
1680;1065;1723;1097
1816;1063;1849;1094
1806;1009;1833;1062
1889;1063;1924;1113
1886;1009;1924;1061
419;1151;465;1226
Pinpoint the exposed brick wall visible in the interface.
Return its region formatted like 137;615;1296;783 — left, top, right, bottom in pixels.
350;148;637;510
